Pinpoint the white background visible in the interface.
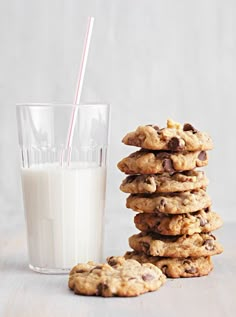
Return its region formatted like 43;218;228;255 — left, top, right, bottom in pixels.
0;0;236;222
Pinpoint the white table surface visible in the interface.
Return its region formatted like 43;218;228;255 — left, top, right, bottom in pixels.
0;210;235;317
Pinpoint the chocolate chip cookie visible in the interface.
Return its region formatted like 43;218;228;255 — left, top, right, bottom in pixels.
134;209;223;235
69;256;166;297
120;170;208;194
122;120;213;151
124;251;213;278
117;149;208;175
129;232;223;258
126;189;211;214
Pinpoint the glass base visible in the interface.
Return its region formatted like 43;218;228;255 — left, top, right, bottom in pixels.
29;264;70;274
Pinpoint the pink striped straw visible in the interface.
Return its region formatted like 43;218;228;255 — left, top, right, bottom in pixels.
61;16;94;165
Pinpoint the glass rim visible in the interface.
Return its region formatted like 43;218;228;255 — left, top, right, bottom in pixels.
16;103;109;109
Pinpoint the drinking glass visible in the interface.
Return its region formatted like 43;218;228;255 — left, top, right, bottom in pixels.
16;103;110;274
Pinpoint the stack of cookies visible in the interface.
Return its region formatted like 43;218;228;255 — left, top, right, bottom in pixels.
118;119;223;278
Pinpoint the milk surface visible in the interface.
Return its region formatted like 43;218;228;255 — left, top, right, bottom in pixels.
21;163;106;270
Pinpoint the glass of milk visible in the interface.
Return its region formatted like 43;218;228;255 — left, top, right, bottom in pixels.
16;104;110;274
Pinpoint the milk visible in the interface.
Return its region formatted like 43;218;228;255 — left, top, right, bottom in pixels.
21;163;106;271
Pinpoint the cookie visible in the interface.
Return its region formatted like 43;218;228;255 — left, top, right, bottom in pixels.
126;189;211;214
122;119;213;151
124;251;213;278
120;170;208;194
134;209;223;235
69;256;166;297
129;232;223;258
117;149;208;175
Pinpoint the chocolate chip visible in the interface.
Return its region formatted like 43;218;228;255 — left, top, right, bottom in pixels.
197;216;208;227
167;137;183;151
205;207;210;213
209;233;216;240
204;239;215;251
141;242;150;252
144;176;153;185
96;283;108;296
107;257;117;266
162;158;175;173
185;267;197;274
198;151;207;161
183;123;198;134
157;152;170;159
153;125;160;131
146;124;160;131
160;199;166;207
142;273;154;281
161;265;168;274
